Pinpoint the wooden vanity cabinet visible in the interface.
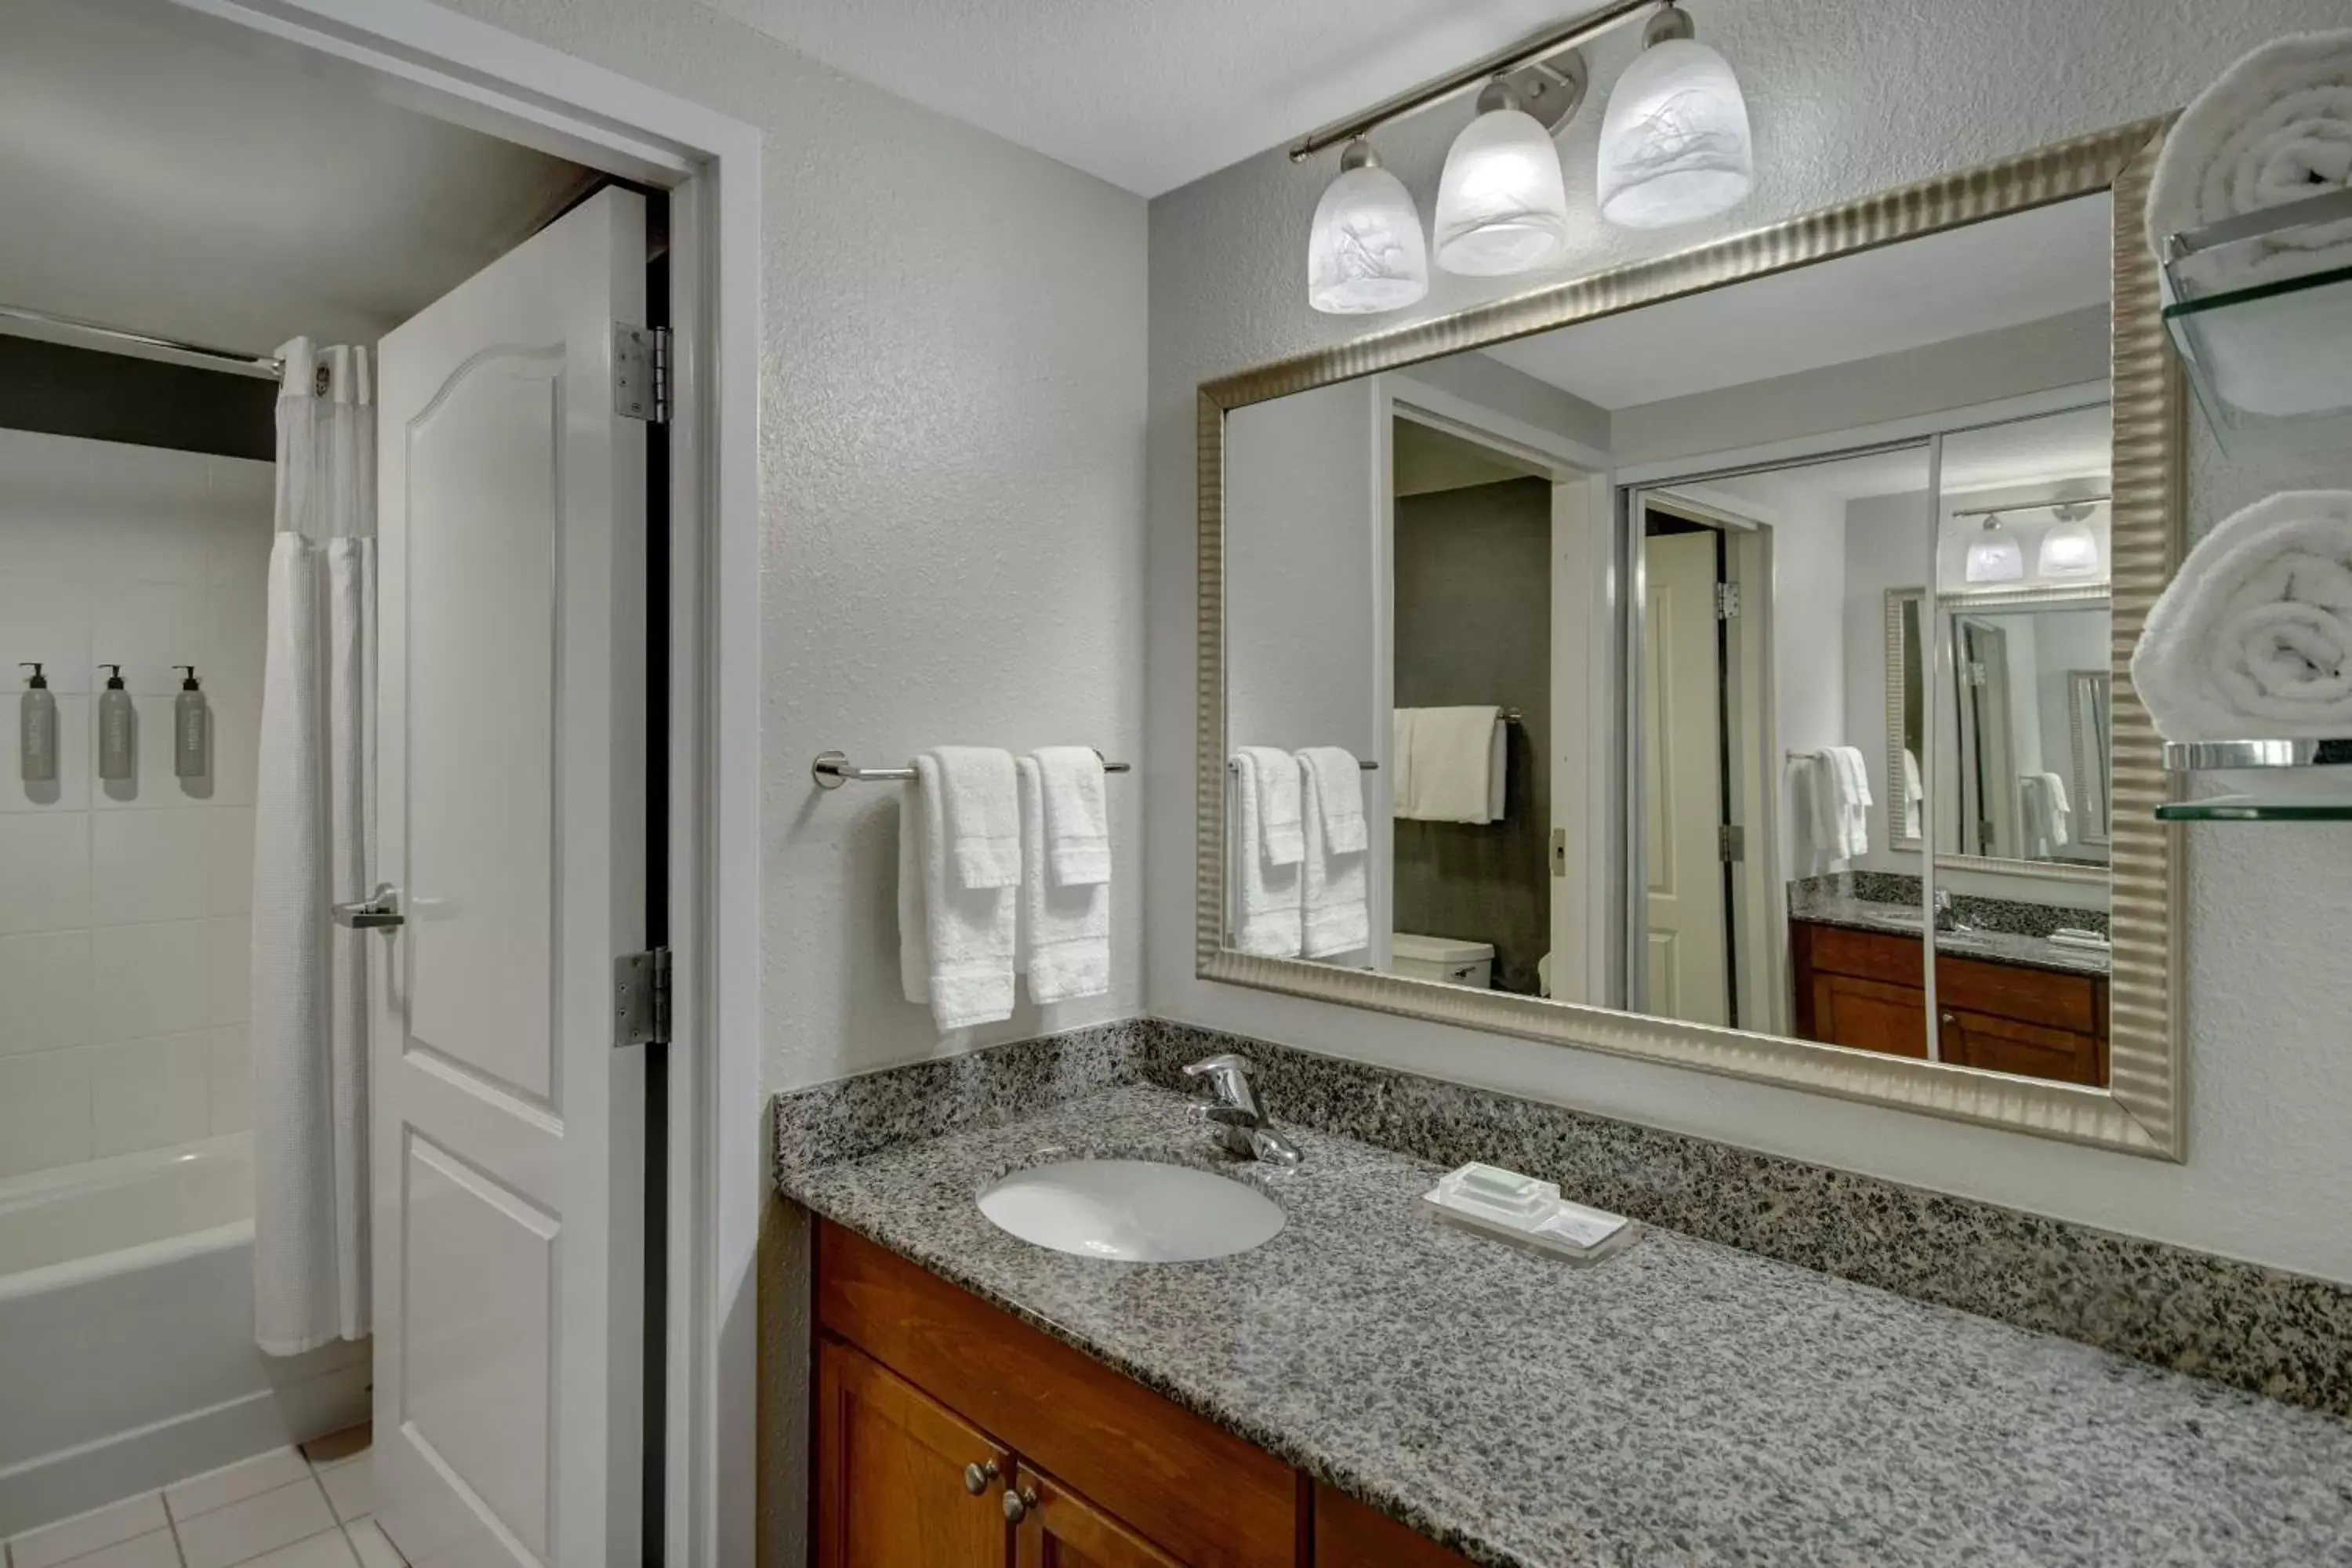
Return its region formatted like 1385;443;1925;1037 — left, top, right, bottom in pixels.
811;1218;1472;1568
1790;920;2108;1086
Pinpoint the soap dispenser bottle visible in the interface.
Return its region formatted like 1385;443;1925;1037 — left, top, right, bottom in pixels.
19;663;55;783
172;666;209;779
96;664;134;782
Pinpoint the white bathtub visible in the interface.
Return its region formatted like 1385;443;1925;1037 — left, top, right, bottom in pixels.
0;1135;370;1537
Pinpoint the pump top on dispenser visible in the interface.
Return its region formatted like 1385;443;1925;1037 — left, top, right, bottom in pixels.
19;662;56;785
173;665;209;780
97;663;133;782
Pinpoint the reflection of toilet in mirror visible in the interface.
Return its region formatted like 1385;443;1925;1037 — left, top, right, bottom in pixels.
1389;932;1494;989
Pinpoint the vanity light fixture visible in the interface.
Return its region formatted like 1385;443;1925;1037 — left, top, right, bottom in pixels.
1308;138;1431;314
1595;2;1754;228
1964;514;2027;583
1433;80;1574;275
2038;502;2103;578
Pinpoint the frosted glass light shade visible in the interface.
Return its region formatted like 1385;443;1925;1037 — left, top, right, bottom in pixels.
1433;106;1572;276
1965;522;2026;584
1597;38;1754;229
1308;162;1429;314
2037;518;2102;578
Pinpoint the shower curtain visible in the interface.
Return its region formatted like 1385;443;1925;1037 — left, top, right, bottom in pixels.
250;339;376;1356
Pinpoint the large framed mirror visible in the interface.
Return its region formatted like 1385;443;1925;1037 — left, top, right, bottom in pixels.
1198;122;2184;1156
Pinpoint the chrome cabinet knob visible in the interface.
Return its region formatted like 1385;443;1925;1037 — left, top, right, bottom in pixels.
1002;1483;1038;1523
963;1460;1000;1497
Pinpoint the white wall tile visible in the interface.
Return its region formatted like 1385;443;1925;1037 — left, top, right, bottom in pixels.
206;460;278;588
93;808;211;926
85;448;214;586
2;693;91;814
0;568;92;694
205;913;252;1025
0;1047;93;1177
0;812;89;934
208;805;256;913
205;575;270;696
89;579;207;697
0;928;90;1054
89;1031;212;1156
208;691;263;808
91;919;206;1042
203;1024;253;1134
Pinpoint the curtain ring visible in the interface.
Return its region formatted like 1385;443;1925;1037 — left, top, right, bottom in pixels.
314;364;332;397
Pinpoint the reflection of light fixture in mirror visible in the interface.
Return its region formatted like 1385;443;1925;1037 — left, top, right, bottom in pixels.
1307;138;1430;315
1597;2;1755;230
1965;514;2025;583
1433;79;1573;276
2037;502;2102;578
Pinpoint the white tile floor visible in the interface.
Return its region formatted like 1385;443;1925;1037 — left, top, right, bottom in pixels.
3;1429;401;1568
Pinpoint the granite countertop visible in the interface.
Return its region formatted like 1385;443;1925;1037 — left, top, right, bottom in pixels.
1790;893;2111;978
778;1084;2352;1568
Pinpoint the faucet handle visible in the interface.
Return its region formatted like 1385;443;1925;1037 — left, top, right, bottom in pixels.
1182;1053;1261;1113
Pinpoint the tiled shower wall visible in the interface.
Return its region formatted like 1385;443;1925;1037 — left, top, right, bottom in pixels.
0;426;270;1181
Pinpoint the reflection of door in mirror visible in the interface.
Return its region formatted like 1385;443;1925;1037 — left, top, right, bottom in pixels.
1955;615;2019;859
1640;519;1730;1027
2070;671;2112;845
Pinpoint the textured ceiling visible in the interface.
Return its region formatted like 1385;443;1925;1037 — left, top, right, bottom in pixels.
695;0;1579;196
0;0;590;358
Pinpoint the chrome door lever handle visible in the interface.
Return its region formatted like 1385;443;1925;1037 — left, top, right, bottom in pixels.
333;884;405;929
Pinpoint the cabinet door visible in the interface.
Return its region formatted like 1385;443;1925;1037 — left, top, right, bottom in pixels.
816;1337;1011;1568
1011;1464;1185;1568
1937;1007;2102;1086
1810;973;1929;1058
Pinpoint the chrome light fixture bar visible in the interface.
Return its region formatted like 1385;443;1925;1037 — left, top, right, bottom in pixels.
1287;0;1661;163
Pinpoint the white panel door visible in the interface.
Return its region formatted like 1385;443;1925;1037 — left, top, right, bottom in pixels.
1641;528;1730;1026
372;187;647;1568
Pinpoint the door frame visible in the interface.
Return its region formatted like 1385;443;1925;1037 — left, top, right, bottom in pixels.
111;2;763;1561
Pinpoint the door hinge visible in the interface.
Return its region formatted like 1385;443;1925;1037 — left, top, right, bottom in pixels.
615;946;672;1048
614;323;671;424
1719;823;1745;862
1715;582;1740;620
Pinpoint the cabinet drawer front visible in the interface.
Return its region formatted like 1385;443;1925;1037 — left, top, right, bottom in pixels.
1314;1486;1476;1567
1935;954;2098;1034
1802;923;1924;984
817;1221;1297;1568
1940;1008;2103;1086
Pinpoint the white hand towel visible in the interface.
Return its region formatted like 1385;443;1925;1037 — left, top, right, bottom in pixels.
1296;746;1368;855
2132;490;2352;739
1237;744;1305;865
932;745;1021;889
1826;746;1872;859
1391;708;1418;818
1901;749;1925;840
1033;746;1111;886
1398;706;1504;823
2147;32;2352;417
898;756;1016;1031
1016;757;1110;1003
1229;750;1302;957
1299;754;1369;960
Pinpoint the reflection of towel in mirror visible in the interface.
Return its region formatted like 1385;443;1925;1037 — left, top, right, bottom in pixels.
1229;750;1303;956
1395;706;1504;822
1298;754;1368;960
1790;746;1871;873
1901;749;1925;840
2132;491;2352;739
2019;772;2072;857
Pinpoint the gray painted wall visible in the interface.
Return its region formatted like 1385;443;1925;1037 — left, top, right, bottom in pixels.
1147;0;2352;1284
1392;478;1552;996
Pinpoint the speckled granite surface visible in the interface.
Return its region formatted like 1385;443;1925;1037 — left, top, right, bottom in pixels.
1831;871;2112;938
775;1021;2352;1417
778;1083;2352;1568
1786;889;2111;977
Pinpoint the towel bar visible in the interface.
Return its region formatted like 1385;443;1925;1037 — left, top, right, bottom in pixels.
1226;757;1380;771
812;749;1131;789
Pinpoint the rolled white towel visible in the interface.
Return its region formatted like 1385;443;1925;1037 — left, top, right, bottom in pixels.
2132;490;2352;740
2148;31;2352;283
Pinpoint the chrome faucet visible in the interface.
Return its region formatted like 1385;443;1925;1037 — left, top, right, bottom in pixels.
1183;1054;1301;1167
1933;888;1976;935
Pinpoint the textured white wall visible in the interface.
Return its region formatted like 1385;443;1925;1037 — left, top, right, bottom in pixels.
434;0;1150;1096
1148;0;2352;1282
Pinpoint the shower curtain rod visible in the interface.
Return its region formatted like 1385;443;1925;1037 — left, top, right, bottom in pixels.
0;303;285;379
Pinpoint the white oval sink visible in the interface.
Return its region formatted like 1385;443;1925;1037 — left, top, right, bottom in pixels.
978;1159;1284;1262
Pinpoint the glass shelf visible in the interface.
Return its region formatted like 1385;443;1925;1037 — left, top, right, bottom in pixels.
2161;187;2352;456
2158;738;2352;821
2157;797;2352;822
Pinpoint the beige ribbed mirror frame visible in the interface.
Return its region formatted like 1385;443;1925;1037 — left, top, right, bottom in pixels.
1195;119;2187;1157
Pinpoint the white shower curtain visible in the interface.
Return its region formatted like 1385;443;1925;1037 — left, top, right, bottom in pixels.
251;339;376;1356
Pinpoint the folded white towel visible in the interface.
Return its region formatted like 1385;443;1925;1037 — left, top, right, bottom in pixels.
931;745;1020;889
2020;772;2072;856
1397;706;1505;823
1296;746;1368;855
1236;744;1304;865
1789;746;1871;872
2148;32;2352;285
2148;33;2352;416
1229;750;1302;956
1032;746;1110;887
1901;749;1924;840
899;756;1016;1030
2132;490;2352;739
1826;746;1872;859
1298;751;1368;959
1391;708;1417;819
1016;757;1110;1003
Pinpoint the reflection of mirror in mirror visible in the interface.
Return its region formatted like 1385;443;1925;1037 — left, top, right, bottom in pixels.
1221;191;2118;1087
